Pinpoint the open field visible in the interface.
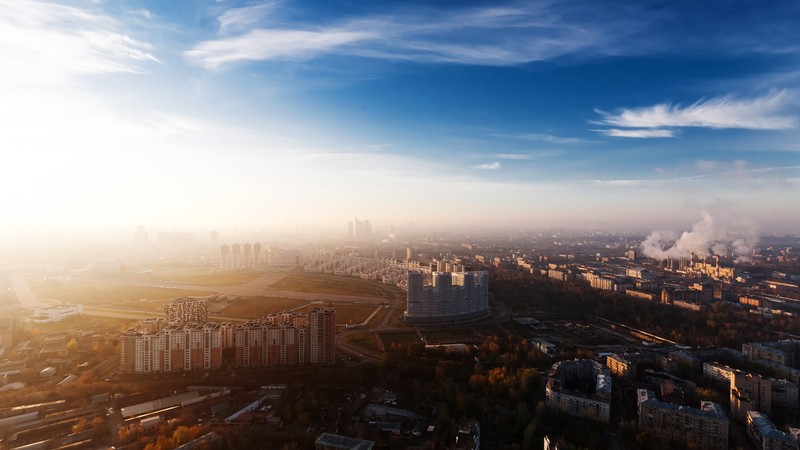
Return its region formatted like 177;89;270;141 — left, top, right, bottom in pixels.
218;296;308;317
269;272;400;299
377;331;422;348
294;303;380;325
421;328;479;343
143;268;268;285
27;278;210;310
348;332;382;353
30;315;136;334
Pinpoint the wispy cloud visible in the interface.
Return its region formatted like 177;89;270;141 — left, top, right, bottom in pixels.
186;28;376;69
186;3;634;69
596;128;675;138
218;2;280;34
475;162;502;170
592;165;800;188
492;132;589;144
595;91;798;134
187;1;800;70
695;159;747;172
0;0;158;85
496;153;531;160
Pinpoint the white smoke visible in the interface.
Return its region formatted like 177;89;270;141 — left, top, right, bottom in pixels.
642;206;758;262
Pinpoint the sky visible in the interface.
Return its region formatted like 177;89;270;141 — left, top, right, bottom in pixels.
2;0;799;236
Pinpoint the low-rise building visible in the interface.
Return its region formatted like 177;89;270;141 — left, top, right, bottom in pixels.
315;433;374;450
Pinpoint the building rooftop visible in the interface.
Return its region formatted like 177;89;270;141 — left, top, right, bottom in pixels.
315;432;375;450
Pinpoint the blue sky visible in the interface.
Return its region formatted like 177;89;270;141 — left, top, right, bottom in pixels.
1;0;799;234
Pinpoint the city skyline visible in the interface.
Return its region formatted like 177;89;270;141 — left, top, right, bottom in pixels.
2;0;800;235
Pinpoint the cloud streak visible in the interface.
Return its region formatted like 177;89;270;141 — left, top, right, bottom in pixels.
218;2;280;34
597;128;675;138
596;91;798;134
185;3;636;69
475;162;502;170
592;165;800;188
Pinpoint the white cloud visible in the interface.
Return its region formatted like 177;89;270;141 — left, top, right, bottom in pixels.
0;0;158;86
475;162;502;170
596;90;798;131
597;128;675;138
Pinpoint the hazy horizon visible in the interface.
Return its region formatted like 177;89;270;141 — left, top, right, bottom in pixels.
3;0;799;237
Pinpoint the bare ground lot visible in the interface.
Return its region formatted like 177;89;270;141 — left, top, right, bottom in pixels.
140;267;271;286
421;328;479;343
218;296;307;317
30;315;136;334
27;278;210;311
269;272;400;299
377;331;422;349
292;302;380;325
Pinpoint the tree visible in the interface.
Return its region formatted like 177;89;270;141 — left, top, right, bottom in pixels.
172;426;192;446
66;337;79;353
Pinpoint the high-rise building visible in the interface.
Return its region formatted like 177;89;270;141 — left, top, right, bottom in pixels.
220;245;230;271
243;243;252;269
309;306;336;365
253;242;262;267
234;308;334;367
405;271;489;322
134;225;148;250
232;244;241;270
120;322;229;373
209;230;219;250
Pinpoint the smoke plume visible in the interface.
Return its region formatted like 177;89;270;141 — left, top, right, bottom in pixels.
642;207;758;262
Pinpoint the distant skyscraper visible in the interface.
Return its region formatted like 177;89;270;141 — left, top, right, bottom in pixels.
253;242;262;267
243;243;252;269
220;245;230;271
232;244;241;270
363;220;371;238
134;225;148;250
355;218;364;238
209;230;219;249
348;221;354;237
